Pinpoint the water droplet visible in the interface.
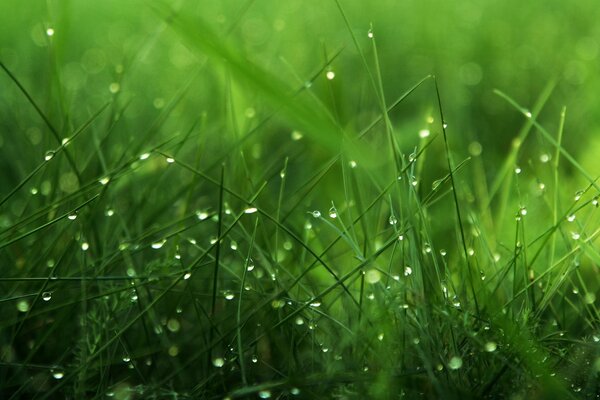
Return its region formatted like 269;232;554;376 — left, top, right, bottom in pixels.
81;242;89;251
295;317;304;325
251;355;258;363
244;207;258;214
367;29;374;39
67;213;77;220
538;182;546;191
514;166;522;174
326;71;335;80
151;239;166;249
423;243;432;253
440;249;447;257
99;177;110;185
377;333;384;341
122;356;131;363
16;300;30;313
167;318;181;332
404;266;413;276
44;150;55;161
592;196;599;207
165;157;175;164
49;369;64;380
212;357;225;368
398;235;404;241
567;214;576;222
291;130;303;140
109;82;120;94
408;152;416;162
388;215;397;225
230;240;238;250
46;28;55;37
183;272;191;280
575;190;584;201
328;206;337;219
309;300;321;308
524;110;532;118
279;169;286;179
311;210;321;218
42;292;52;301
539;153;550;163
246;258;255;272
419;129;430;138
349;160;357;168
258;390;271;399
224;291;235;300
484;342;497;352
290;388;300;396
467;248;475;256
519;207;527;216
410;176;418;186
196;210;209;220
571;232;580;240
365;269;381;284
443;123;448;129
448;356;463;370
139;153;150;160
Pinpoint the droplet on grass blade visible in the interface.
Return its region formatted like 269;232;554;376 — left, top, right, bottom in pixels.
448;356;463;370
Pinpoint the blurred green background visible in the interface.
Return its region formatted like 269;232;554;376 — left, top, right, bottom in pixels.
1;0;600;170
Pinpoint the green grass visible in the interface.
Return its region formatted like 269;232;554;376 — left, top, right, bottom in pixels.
1;1;600;399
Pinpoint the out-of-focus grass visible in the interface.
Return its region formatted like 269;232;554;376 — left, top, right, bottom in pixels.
1;0;600;398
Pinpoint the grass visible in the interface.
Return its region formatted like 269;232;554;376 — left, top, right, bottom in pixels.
1;1;600;399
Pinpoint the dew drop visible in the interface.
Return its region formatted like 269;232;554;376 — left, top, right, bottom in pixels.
167;318;181;333
367;29;374;39
258;390;271;399
212;357;225;368
567;214;576;222
365;269;381;284
309;300;321;308
67;213;77;220
349;160;357;168
81;242;89;251
16;300;30;313
404;266;413;276
328;207;337;219
139;153;150;160
443;123;448;129
448;356;463;370
151;239;166;249
291;130;303;141
183;272;191;280
109;82;120;94
410;176;418;187
575;190;584;201
514;166;522;174
419;129;430;138
539;153;550;163
592;196;599;207
311;210;321;218
377;333;384;341
99;177;110;185
326;71;335;80
44;151;55;161
295;317;304;325
122;356;131;363
230;240;238;250
42;291;52;301
440;249;447;257
196;210;209;220
46;28;55;37
388;215;398;225
251;355;258;363
290;388;300;396
571;232;580;240
244;207;258;214
165;157;175;164
224;291;235;300
519;207;527;216
484;342;497;352
524;110;532;118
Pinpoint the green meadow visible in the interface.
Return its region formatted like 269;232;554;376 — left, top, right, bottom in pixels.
1;1;600;398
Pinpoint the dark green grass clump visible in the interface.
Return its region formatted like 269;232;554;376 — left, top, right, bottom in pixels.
1;1;600;399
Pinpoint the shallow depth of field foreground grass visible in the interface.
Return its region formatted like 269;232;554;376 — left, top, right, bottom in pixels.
1;1;600;399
